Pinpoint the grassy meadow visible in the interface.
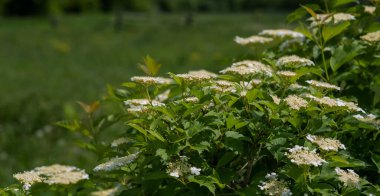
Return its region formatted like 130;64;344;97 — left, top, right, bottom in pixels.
0;12;290;186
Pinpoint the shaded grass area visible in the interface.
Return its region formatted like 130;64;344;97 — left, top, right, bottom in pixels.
0;12;290;186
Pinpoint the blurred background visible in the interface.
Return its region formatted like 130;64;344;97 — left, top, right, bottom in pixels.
0;0;307;186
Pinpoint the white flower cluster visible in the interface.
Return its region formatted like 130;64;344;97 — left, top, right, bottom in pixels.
184;96;199;103
364;5;376;15
259;29;304;39
360;31;380;43
276;55;315;67
270;95;281;105
14;164;89;190
175;70;218;82
289;83;308;90
111;137;128;148
234;35;273;45
306;134;346;151
220;60;272;76
309;13;356;26
353;114;379;125
258;172;292;196
285;145;327;166
131;76;172;85
277;71;297;78
124;99;165;113
335;168;360;188
306;80;341;91
94;153;138;172
304;94;364;113
284;95;308;110
166;157;201;178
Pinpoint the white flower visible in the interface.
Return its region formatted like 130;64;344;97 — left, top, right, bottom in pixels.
306;80;341;91
131;76;172;85
353;114;379;125
111;138;128;148
364;6;376;15
284;95;308;110
175;70;217;82
94;154;138;172
286;145;326;167
190;167;201;176
169;171;180;178
335;168;360;188
360;31;380;43
306;134;346;151
270;95;281;105
14;164;89;189
258;172;292;196
221;60;272;76
309;13;355;26
276;55;314;67
234;35;273;45
259;29;304;39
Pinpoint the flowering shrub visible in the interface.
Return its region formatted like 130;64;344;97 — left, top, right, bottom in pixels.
3;0;380;195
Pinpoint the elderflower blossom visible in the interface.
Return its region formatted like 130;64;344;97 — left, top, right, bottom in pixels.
353;114;379;124
175;70;217;82
184;96;199;103
221;60;272;76
270;95;281;105
285;145;327;166
259;29;304;39
124;99;164;107
304;95;364;113
306;80;341;91
309;13;356;26
284;95;308;110
360;31;380;43
289;83;308;90
13;171;43;190
94;154;138;172
166;157;201;178
258;172;292;196
130;76;172;85
111;137;128;147
364;6;376;15
156;90;170;102
306;134;346;151
335;168;360;188
190;167;201;175
277;71;297;78
14;164;88;190
276;55;315;67
234;35;273;45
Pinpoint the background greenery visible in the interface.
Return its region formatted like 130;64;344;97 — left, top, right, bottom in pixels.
0;11;291;186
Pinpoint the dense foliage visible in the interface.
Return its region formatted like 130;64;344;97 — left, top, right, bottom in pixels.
2;0;380;195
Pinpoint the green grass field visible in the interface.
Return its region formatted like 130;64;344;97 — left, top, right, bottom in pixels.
0;12;290;186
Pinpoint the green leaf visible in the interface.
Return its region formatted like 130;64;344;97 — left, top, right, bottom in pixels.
187;176;216;195
371;153;380;173
225;131;244;139
149;130;165;142
295;23;314;41
217;152;237;168
322;21;350;42
128;123;147;136
156;148;169;161
301;5;317;19
330;43;364;72
139;55;161;76
121;82;137;88
287;4;320;23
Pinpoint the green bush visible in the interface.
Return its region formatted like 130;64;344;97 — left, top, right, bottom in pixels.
3;0;380;195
